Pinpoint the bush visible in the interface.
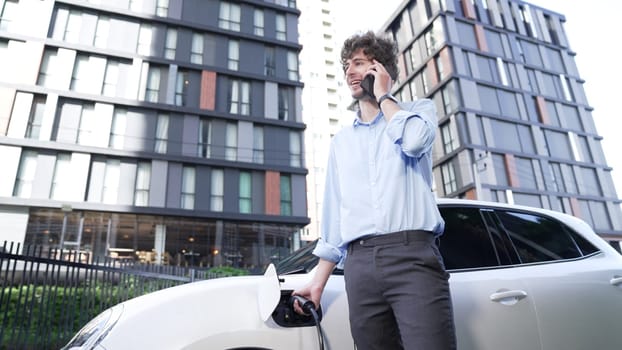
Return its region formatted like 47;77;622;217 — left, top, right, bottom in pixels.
206;266;249;277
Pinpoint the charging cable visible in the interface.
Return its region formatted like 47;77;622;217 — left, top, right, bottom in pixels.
290;295;325;350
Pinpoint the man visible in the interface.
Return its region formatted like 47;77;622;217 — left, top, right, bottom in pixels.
293;31;456;349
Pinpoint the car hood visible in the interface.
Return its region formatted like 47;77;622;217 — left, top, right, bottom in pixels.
98;265;283;349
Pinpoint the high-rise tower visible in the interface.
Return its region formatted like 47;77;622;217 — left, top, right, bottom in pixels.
376;0;622;239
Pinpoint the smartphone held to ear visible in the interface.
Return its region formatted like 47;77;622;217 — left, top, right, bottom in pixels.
360;74;375;100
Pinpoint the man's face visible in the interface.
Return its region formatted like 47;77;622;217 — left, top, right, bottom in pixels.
343;49;374;100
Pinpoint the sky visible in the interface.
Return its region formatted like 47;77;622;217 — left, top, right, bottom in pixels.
334;0;622;196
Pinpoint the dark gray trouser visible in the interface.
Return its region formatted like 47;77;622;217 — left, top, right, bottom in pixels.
344;230;457;350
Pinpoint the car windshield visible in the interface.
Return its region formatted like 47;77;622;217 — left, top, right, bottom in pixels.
275;240;320;275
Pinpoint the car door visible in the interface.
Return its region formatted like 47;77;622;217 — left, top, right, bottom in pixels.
439;206;542;350
494;209;622;350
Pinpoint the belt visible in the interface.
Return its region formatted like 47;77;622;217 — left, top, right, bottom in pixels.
348;230;433;252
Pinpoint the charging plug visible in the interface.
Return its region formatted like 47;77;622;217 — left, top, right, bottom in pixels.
290;295;315;314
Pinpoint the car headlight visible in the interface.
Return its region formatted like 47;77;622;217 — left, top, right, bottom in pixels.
61;304;124;350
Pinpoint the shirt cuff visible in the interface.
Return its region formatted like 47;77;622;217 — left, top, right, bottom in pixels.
312;238;344;265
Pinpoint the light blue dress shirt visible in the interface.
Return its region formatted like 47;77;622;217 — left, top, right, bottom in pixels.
312;98;445;267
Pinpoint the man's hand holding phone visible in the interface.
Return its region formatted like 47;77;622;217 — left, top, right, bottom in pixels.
360;74;376;100
361;59;391;103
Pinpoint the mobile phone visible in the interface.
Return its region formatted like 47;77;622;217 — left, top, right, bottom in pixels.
360;74;375;100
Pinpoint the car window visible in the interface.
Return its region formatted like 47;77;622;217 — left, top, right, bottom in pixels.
438;207;501;270
495;210;583;263
275;240;319;275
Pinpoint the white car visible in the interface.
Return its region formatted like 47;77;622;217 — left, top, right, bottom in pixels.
63;199;622;350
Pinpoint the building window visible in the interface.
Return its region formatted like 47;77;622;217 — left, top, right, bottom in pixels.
229;79;250;115
190;33;203;64
93;16;109;48
559;74;574;101
37;49;62;88
276;14;286;40
225;122;237;161
175;70;189;106
253;126;264;163
290;131;301;167
548;162;564;192
278;86;291;121
25;96;46;139
228;39;239;71
129;0;143;12
239;171;252;213
211;168;224;211
102;159;120;204
264;46;275;76
102;60;119;97
136;23;153;55
133;162;151;206
145;66;161;102
496;57;509;86
109;108;126;149
280;174;292;215
63;10;82;43
421;67;430;94
181;166;195;209
254;9;264;36
13;150;37;198
77;105;96;145
50;154;71;200
492;153;509;186
154;114;168;154
164;28;177;59
287;51;299;80
519;5;537;38
440;122;458;154
219;2;240;31
441;162;457;195
515;157;537;190
156;0;169;17
71;54;102;94
0;0;18;31
198;118;212;158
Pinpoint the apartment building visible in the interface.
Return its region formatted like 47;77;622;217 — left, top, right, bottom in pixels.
375;0;621;239
0;0;308;269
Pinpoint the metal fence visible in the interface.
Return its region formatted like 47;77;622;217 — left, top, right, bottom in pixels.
0;241;221;350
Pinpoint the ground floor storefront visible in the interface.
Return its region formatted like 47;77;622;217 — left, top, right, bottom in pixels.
3;206;304;273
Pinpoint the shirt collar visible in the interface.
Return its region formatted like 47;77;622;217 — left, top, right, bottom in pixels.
353;110;383;127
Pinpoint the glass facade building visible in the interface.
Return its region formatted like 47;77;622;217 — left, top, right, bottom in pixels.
0;0;308;270
377;0;622;239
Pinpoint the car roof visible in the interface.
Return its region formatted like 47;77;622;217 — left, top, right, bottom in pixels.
435;197;590;232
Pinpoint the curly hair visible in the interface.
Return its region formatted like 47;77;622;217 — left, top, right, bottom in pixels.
340;31;399;81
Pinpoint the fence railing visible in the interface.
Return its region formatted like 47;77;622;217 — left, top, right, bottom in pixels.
0;241;221;350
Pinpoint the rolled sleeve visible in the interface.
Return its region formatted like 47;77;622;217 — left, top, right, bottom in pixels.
312;238;345;265
385;99;437;158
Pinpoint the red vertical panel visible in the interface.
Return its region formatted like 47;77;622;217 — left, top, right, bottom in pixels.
265;171;280;215
427;59;439;87
535;96;549;124
200;70;216;110
475;25;488;52
570;197;581;217
440;47;453;77
504;154;519;188
465;188;477;200
462;0;477;20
